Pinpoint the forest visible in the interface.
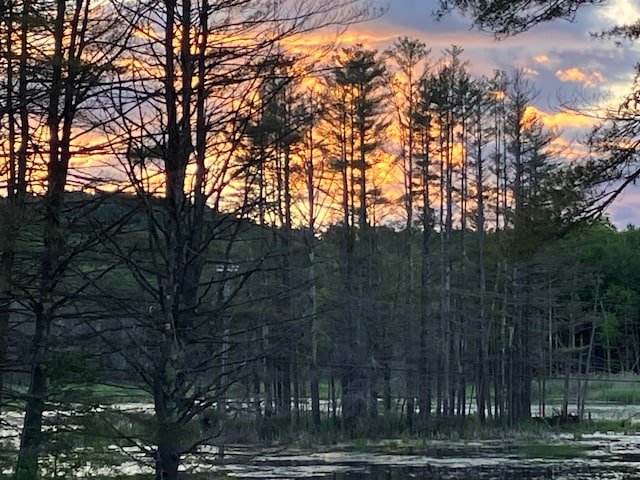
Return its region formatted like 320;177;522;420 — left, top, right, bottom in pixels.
1;0;640;479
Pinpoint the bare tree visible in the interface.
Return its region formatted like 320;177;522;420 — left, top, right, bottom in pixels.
101;1;377;477
10;1;134;477
324;44;388;429
0;0;31;415
386;36;430;429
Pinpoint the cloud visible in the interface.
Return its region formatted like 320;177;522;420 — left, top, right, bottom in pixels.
555;67;606;87
607;184;640;229
525;105;599;131
348;0;640;225
533;54;551;66
597;0;640;29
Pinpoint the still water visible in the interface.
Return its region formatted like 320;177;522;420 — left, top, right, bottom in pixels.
217;435;640;480
222;459;639;480
330;463;636;479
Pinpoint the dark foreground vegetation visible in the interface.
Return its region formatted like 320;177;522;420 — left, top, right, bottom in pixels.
1;0;640;479
2;190;640;477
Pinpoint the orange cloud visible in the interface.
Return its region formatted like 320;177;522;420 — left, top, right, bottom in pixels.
556;67;605;87
533;54;551;65
285;29;395;55
525;105;599;130
547;136;590;162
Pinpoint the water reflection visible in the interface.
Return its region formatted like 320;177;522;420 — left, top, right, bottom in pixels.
220;436;640;480
328;463;634;480
226;459;638;480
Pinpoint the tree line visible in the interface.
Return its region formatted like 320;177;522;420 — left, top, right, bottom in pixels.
0;1;638;479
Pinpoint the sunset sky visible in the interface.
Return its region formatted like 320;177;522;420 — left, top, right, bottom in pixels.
340;0;640;228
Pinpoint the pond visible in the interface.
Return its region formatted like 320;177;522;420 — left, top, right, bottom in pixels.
5;404;640;479
214;434;640;480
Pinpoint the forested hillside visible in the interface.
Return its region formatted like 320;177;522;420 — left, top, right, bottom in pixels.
0;1;639;479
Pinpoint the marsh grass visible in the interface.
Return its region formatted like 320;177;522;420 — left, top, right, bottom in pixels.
590;385;640;403
521;442;588;458
533;375;640;404
71;383;151;404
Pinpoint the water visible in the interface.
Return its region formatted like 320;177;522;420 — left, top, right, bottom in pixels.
220;455;640;479
333;464;633;480
216;435;640;480
5;404;640;479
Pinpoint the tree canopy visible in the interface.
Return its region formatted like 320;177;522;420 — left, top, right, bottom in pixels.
436;0;608;37
438;0;640;221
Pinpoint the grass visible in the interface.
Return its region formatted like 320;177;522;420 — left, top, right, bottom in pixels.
533;374;640;404
354;437;368;451
590;386;640;403
589;419;628;432
42;381;152;406
521;442;588;458
81;382;151;404
1;382;151;415
89;476;233;480
89;476;152;480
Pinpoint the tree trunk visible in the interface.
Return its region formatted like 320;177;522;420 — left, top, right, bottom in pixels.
14;311;48;480
418;124;432;431
309;247;321;427
155;384;180;480
16;0;69;474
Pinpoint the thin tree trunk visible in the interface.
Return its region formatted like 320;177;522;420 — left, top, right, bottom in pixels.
418;124;432;431
309;248;321;427
16;1;69;475
15;312;48;480
475;106;489;421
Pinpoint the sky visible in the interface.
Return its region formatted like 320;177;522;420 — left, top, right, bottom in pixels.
341;0;640;229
